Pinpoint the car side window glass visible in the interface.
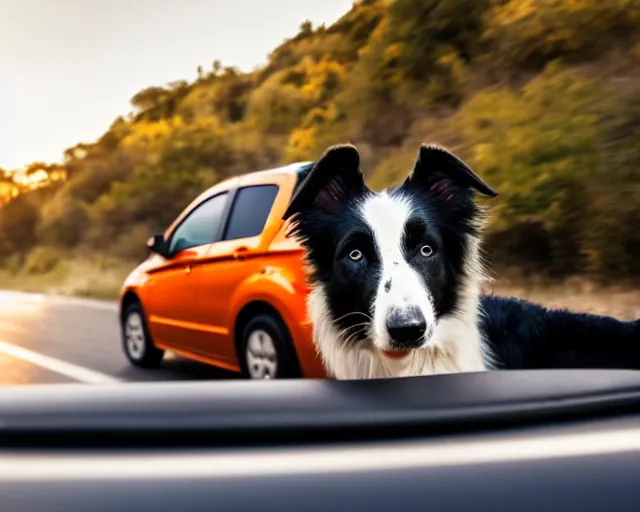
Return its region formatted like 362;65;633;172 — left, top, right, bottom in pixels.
169;192;229;254
224;185;279;241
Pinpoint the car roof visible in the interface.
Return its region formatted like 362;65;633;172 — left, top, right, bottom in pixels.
210;161;314;192
247;161;314;179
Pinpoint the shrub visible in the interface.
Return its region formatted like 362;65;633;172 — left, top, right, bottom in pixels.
23;247;61;275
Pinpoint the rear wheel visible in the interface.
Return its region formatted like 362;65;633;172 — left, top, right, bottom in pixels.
239;314;301;379
122;302;165;368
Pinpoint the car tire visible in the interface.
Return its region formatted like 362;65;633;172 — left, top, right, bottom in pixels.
239;314;301;379
121;302;165;368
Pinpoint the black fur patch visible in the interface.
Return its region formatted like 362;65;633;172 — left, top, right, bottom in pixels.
481;295;640;370
296;195;379;341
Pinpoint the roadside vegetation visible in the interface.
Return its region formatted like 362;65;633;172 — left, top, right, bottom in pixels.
1;0;639;309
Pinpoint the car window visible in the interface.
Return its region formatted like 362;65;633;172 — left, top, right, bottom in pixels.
223;185;279;241
168;192;229;254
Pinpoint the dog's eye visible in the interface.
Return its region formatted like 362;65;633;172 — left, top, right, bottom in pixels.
348;249;363;262
420;245;434;257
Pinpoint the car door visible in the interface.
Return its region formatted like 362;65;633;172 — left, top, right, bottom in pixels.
145;191;230;352
193;181;284;363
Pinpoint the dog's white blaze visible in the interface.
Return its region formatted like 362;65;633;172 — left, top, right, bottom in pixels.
360;193;436;351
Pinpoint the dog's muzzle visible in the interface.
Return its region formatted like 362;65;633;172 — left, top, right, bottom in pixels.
385;306;427;349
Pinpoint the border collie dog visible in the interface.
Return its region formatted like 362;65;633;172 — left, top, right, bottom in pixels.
283;144;640;380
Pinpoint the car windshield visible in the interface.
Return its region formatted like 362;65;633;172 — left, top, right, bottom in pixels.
0;1;638;396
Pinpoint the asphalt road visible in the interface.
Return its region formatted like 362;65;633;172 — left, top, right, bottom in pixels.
0;291;236;386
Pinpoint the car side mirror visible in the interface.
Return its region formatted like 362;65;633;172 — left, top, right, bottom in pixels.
147;234;169;258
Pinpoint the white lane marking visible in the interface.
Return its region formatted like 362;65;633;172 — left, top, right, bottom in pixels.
0;340;121;385
1;425;640;481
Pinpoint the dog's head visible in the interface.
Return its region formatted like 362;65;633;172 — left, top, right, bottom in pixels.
283;143;497;356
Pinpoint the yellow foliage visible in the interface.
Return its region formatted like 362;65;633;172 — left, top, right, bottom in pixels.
120;117;186;155
286;127;318;162
119;115;227;165
246;73;312;134
285;102;342;162
178;86;219;118
454;65;606;276
300;58;347;102
5;0;640;281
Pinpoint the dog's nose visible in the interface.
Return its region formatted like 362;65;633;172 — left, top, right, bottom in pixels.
386;306;427;347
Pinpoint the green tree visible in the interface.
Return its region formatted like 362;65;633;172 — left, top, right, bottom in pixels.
130;86;169;112
246;73;312;134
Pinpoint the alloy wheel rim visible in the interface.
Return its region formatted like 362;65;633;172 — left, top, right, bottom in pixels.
125;312;146;360
246;329;277;379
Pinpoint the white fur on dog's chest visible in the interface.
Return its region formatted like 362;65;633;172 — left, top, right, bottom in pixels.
322;339;487;380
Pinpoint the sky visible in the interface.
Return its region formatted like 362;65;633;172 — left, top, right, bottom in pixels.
0;0;354;170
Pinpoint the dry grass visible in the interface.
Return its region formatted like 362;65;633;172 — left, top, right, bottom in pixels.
487;276;640;321
0;255;134;301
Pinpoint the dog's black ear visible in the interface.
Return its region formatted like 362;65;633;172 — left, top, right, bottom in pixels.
403;144;498;201
283;144;365;220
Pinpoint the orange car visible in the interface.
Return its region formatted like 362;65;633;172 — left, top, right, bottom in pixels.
119;162;327;379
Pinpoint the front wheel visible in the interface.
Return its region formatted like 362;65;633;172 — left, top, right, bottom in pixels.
239;314;301;379
121;302;165;368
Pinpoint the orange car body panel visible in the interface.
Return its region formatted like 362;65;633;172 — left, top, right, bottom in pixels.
120;163;327;378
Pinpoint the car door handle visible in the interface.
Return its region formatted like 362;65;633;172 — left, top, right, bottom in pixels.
233;247;249;260
185;264;192;275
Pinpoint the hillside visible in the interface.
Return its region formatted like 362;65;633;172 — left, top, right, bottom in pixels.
2;0;640;298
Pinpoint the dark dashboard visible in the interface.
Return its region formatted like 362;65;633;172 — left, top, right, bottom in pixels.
3;370;640;511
